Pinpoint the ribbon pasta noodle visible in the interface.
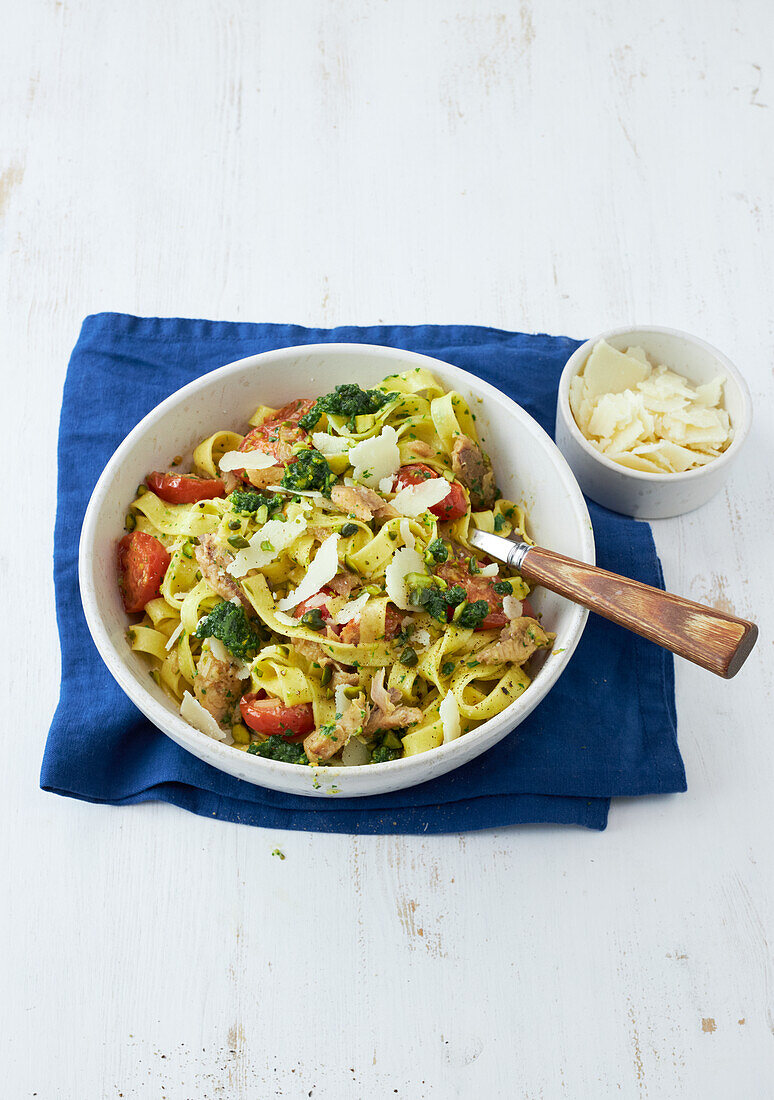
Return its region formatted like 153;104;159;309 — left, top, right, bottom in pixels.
117;369;553;766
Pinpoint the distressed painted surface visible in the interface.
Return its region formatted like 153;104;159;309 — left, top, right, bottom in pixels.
1;0;772;1096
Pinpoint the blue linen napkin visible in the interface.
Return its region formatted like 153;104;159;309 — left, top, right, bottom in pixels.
41;314;686;832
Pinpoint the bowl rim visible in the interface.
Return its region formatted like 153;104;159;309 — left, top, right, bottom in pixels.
557;325;752;484
79;341;594;790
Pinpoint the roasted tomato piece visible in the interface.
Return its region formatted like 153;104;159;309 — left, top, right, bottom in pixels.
436;560;509;630
395;463;467;521
293;586;340;634
146;471;225;504
118;531;170;613
384;604;403;639
239;693;315;741
238;398;316;470
269;398;317;426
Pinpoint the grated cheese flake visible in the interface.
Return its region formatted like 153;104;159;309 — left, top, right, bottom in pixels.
227;516;308;578
502;595;524;619
219;448;277;472
334;591;369;625
392;479;451;517
439;690;461;743
334;683;349;719
385;546;426;610
571;340;732;474
273;609;299;628
311;432;350;456
205;636;252;678
348;425;401;489
165;621;184;651
277;534;341;611
180;691;228;741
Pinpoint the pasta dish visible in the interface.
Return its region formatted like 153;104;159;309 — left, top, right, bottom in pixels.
117;369;551;766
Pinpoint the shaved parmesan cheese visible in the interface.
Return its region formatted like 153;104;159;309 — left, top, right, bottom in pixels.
312;432;349;456
341;737;371;766
412;628;431;647
399;518;415;549
180;691;228;741
207;637;232;664
392;478;451;517
266;485;326;505
379;475;395;494
694;377;723;406
334;591;369;625
626;345;650;365
219;448;276;472
348;425;401;489
571;340;732;474
165;621;184;650
502;595;523;619
439;690;461;744
582;339;650;400
205;636;252;677
300;591;329;610
273;609;299;628
227;516;308;577
479;563;499;577
278;534;341;611
385;547;427;610
334;684;349;719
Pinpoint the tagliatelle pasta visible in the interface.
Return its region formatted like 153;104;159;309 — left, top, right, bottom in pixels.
118;371;553;767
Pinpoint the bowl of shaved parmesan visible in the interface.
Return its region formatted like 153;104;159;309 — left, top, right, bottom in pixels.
81;343;594;798
555;326;751;519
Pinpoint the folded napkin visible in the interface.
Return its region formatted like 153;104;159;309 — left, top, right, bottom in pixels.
42;315;686;832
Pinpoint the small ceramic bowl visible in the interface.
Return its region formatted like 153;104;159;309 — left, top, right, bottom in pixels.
555;326;752;519
80;343;594;799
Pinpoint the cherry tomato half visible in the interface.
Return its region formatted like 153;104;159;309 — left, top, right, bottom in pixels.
118;531;171;614
239;694;315;741
237;398;316;470
146;471;225;504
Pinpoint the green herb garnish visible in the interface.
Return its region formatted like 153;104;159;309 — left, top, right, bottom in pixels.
280;449;336;495
425;537;449;563
458;600;490;629
248;736;308;765
194;601;265;659
230;490;284;515
299;384;398;432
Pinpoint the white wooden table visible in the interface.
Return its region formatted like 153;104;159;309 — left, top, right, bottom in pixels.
2;2;772;1096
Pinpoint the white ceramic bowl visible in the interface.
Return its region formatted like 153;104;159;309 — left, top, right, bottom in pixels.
80;343;593;798
555;326;752;519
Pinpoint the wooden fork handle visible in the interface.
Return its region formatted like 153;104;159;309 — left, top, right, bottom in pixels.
519;546;758;679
